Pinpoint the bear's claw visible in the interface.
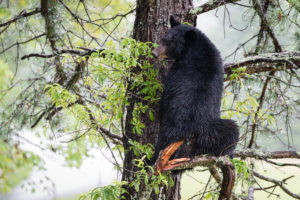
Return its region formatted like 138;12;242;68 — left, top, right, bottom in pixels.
163;158;191;171
156;140;190;173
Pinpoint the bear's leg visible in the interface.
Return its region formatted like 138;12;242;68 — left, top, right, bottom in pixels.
156;140;190;173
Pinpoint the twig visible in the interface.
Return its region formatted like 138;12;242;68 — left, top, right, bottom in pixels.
85;106;123;142
0;33;46;55
253;171;300;199
58;0;102;45
265;159;300;168
248;70;275;148
225;34;258;60
190;0;241;16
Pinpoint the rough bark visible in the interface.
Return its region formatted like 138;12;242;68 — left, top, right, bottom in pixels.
41;0;67;84
121;0;196;199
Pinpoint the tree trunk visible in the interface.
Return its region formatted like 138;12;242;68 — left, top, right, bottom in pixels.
121;0;196;199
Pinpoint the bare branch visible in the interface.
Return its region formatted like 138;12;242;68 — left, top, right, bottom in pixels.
208;166;239;200
58;0;101;45
163;156;235;200
224;51;300;80
248;70;275;148
98;125;123;142
21;48;104;60
265;159;300;168
252;0;282;52
190;0;241;16
233;150;300;159
85;106;123;142
0;8;40;28
253;171;300;199
158;151;300;199
209;165;222;185
92;9;135;22
0;33;46;55
225;34;258;60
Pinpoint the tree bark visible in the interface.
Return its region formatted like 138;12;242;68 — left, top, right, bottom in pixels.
121;0;196;199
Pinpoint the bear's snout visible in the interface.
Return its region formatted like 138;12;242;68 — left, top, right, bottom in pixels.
152;44;167;61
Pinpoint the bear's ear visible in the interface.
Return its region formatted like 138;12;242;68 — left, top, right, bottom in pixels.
170;16;180;27
184;30;197;44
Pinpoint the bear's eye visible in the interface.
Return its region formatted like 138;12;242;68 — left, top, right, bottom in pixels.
162;38;168;44
163;33;173;41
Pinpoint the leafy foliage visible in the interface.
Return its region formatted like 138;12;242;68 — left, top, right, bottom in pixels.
43;38;170;197
231;159;250;181
0;140;40;193
78;181;127;200
89;38;162;134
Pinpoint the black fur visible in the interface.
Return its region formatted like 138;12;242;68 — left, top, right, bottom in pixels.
150;17;239;165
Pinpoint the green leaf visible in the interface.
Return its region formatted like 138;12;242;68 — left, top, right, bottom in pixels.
149;110;155;121
154;184;159;194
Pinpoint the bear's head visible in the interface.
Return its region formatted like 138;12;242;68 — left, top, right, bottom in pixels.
152;16;197;61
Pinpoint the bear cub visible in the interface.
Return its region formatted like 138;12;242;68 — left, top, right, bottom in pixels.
150;16;239;165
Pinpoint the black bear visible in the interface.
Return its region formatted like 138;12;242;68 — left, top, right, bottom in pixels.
150;16;239;171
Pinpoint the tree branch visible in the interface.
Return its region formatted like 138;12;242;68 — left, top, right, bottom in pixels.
253;171;300;199
209;165;222;185
163;156;235;200
85;106;123;142
0;8;41;28
264;159;300;168
233;150;300;159
224;51;300;80
159;151;300;199
252;0;282;52
0;33;46;55
248;70;275;148
21;48;104;60
190;0;241;16
58;0;101;45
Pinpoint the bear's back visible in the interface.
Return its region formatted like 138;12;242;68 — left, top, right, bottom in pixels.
161;28;224;126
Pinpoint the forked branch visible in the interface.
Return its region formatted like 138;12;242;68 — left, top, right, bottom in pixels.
157;150;300;199
161;156;235;200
